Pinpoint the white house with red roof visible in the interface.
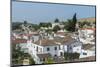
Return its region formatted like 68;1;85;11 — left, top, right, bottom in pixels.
78;28;95;44
12;31;83;64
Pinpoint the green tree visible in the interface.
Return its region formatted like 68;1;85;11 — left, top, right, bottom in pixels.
39;22;52;28
64;19;73;32
12;22;22;30
64;52;80;61
32;24;40;31
12;44;35;65
53;25;61;33
54;18;59;23
24;21;27;25
45;57;55;64
64;13;77;32
72;13;77;32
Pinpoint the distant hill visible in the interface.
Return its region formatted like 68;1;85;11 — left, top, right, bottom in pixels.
78;17;96;23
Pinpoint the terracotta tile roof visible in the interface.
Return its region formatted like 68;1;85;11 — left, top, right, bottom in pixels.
56;32;67;36
54;36;75;45
37;53;51;59
34;35;75;46
18;32;39;37
80;28;96;31
82;44;94;50
34;39;58;46
12;39;27;44
19;34;33;37
78;17;95;22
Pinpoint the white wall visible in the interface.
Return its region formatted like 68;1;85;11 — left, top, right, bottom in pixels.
43;45;60;57
80;49;95;58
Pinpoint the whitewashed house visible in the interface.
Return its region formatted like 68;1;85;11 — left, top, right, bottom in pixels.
12;30;83;64
79;44;95;58
78;28;95;44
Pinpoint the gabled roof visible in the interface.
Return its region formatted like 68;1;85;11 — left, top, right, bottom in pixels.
12;39;27;44
56;32;67;36
37;53;51;59
34;39;58;46
82;44;94;50
78;17;95;22
34;35;77;46
80;28;96;31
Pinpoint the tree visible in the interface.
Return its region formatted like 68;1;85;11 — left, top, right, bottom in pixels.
12;44;35;65
64;19;73;32
64;13;77;32
64;52;80;61
39;22;52;28
12;44;24;65
54;18;59;23
72;13;77;24
44;57;55;64
32;24;40;31
12;22;22;30
53;25;61;33
24;21;27;24
23;21;28;27
48;23;52;27
72;13;77;32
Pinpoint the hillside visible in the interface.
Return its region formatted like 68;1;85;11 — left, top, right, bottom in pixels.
78;17;96;23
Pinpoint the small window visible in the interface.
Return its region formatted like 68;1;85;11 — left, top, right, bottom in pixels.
70;47;72;49
40;48;42;52
54;54;57;57
54;47;57;50
74;45;76;47
47;47;50;51
83;52;87;55
40;58;43;61
36;46;38;52
59;45;61;50
34;46;35;48
43;58;45;61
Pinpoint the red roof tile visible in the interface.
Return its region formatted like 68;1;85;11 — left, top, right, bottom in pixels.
80;28;96;31
12;39;27;44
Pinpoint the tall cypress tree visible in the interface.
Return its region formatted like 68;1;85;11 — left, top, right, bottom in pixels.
72;13;77;32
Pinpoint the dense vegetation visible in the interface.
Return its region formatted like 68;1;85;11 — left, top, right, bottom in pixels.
12;44;35;65
64;52;80;60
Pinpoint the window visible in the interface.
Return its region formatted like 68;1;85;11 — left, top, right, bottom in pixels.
36;46;38;52
74;45;76;47
59;45;61;50
54;54;57;57
54;47;57;50
60;52;63;56
43;58;45;61
34;46;35;48
40;58;43;61
70;47;72;50
83;52;87;55
47;47;50;51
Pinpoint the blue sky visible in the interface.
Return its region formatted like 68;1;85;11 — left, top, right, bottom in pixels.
12;1;95;24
